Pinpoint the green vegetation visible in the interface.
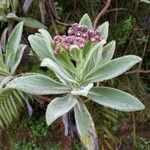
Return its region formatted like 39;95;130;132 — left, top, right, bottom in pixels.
0;0;149;149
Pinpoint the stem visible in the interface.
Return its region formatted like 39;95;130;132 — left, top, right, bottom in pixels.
132;113;136;149
76;50;84;83
93;0;112;29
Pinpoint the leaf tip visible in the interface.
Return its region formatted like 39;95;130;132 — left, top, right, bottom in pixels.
38;28;44;32
137;56;142;62
41;58;49;67
137;102;145;111
45;114;51;126
104;21;109;26
28;34;32;40
132;55;142;63
82;13;89;18
19;21;24;26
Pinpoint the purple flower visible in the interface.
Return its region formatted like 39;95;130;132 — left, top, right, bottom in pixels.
76;31;82;37
66;36;75;44
88;30;104;42
53;23;105;52
53;35;62;42
68;29;76;36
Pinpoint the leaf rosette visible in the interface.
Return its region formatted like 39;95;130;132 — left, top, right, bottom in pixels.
5;14;145;150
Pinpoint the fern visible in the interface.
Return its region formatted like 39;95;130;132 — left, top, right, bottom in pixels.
0;90;24;127
0;22;31;128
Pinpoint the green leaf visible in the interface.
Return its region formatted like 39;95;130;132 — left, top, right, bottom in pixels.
69;45;82;62
9;94;19;117
3;100;13;122
10;44;26;74
86;42;103;65
57;50;76;74
0;76;13;89
12;90;24;107
85;55;142;83
96;21;109;40
0;88;12;99
0;76;5;83
140;0;150;4
0;103;10;125
38;29;54;56
94;42;104;66
100;40;116;66
46;94;77;125
0;107;9;126
87;87;145;111
0;89;25;127
0;61;10;76
5;22;23;65
6;73;70;95
82;42;93;58
79;14;92;28
6;13;18;19
28;29;56;62
41;58;76;83
83;42;104;72
10;0;18;11
0;15;7;21
18;17;47;29
71;83;93;96
28;34;53;60
6;96;17;118
74;100;98;150
0;119;4;128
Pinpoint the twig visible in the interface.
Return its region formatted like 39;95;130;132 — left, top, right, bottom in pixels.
125;70;150;75
55;20;71;27
138;32;149;69
39;0;46;24
46;0;59;34
132;113;136;148
106;8;129;13
34;95;52;103
93;0;111;29
50;14;59;35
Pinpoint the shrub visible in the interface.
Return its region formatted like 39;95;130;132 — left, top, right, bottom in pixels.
1;14;144;150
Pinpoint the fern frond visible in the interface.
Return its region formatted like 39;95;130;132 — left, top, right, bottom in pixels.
0;89;27;128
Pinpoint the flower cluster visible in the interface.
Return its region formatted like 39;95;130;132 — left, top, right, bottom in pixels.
68;23;103;42
53;35;85;50
53;23;105;52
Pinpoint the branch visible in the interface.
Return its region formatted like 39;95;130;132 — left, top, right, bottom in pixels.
55;20;71;27
34;95;53;103
93;0;111;29
46;0;59;34
125;70;150;75
138;32;149;69
106;8;129;13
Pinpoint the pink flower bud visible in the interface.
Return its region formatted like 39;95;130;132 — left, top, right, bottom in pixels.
75;37;85;43
82;33;88;38
94;35;101;41
76;31;82;37
81;25;88;32
90;37;96;42
68;28;76;36
66;36;75;44
53;23;105;52
71;23;78;28
78;43;84;48
53;35;62;42
64;43;71;49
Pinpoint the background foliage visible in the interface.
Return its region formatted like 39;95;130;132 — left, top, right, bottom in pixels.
0;0;149;149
